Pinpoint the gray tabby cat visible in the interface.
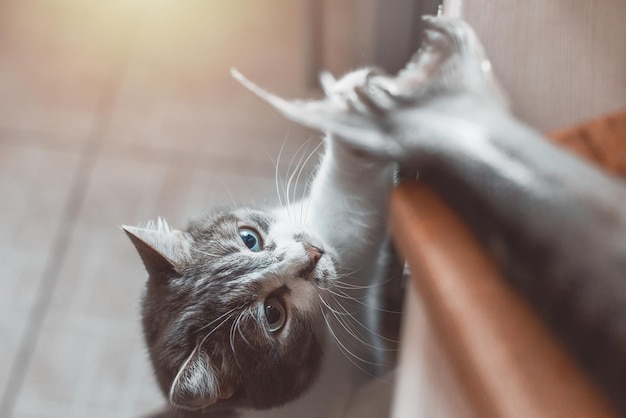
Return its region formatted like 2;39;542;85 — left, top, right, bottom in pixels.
129;11;626;416
123;70;398;417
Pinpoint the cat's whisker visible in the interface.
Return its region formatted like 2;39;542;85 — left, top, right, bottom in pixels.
331;281;390;291
293;136;324;225
320;307;380;377
317;294;354;317
229;310;248;370
284;135;317;225
294;139;324;225
301;186;312;228
273;129;289;216
301;160;319;225
331;294;400;347
323;298;370;347
330;286;403;315
332;272;395;290
321;294;397;353
330;282;391;292
237;309;254;348
327;294;400;345
329;278;377;290
324;286;371;302
324;261;363;281
283;151;304;227
196;305;241;334
292;147;314;227
197;309;239;350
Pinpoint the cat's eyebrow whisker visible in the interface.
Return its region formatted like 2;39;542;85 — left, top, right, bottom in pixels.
293;139;324;225
301;185;311;227
301;160;320;224
291;148;312;227
273;129;289;214
296;140;324;222
285;135;317;225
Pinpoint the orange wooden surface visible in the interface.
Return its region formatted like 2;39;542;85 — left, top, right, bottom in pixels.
549;109;626;176
389;181;617;418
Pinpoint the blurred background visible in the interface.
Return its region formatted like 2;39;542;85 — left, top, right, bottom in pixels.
0;0;439;416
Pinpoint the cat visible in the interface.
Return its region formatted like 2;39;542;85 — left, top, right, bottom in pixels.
124;69;400;417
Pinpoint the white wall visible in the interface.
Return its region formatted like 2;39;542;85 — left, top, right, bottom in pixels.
460;0;626;131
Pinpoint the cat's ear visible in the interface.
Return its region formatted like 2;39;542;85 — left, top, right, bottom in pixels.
169;343;234;410
122;218;191;276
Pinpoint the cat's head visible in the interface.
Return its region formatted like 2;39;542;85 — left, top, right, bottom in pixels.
123;208;336;412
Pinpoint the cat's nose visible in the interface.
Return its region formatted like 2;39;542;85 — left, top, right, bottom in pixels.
303;243;323;268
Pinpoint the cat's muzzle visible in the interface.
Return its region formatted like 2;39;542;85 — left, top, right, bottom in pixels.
299;243;324;280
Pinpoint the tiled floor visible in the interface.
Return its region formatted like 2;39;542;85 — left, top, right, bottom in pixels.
0;1;332;417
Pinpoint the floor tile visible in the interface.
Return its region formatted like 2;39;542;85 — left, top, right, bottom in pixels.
0;315;28;410
10;311;163;418
0;141;80;414
0;143;80;314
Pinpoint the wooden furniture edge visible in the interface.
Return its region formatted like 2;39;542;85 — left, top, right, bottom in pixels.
548;108;626;176
389;180;617;418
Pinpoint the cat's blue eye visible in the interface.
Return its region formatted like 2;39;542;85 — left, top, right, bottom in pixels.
239;227;262;252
